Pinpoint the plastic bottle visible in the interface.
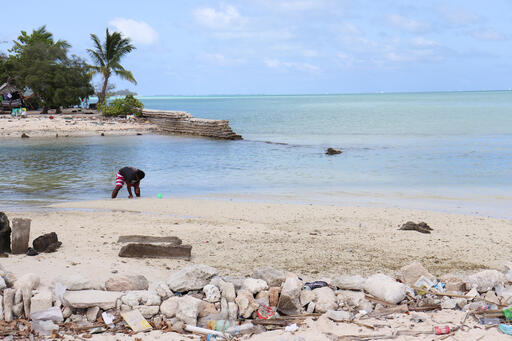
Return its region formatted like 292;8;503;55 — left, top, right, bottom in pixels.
225;322;255;335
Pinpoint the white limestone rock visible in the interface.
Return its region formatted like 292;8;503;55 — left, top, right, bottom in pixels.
325;309;353;322
332;275;366;291
364;274;406;304
176;295;202;326
251;267;287;287
86;306;100;322
465;270;506;292
63;290;123;310
313;287;337;313
203;284;221;303
167;264;218;292
160;296;180;318
242;278;268;295
235;289;259;319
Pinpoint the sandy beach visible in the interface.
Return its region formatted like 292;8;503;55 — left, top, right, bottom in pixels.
0;111;158;138
3;197;510;286
2;197;511;340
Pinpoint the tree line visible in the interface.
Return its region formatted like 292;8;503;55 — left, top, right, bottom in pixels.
0;26;136;114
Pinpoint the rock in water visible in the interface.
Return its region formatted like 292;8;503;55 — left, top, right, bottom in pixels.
398;221;433;234
326;148;342;155
0;213;11;253
33;232;62;253
11;218;31;254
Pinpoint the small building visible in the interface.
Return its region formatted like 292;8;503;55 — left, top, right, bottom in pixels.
0;82;24;113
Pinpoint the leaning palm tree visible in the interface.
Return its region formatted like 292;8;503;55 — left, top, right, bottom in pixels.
87;29;136;104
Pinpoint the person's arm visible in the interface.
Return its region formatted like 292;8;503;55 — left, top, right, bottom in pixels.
134;182;141;197
127;185;134;198
112;185;121;198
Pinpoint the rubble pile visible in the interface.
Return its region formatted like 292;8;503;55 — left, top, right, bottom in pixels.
0;261;512;338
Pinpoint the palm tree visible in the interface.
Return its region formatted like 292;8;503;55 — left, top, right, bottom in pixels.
87;29;136;104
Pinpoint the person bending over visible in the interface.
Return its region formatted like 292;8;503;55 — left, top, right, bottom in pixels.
112;167;145;199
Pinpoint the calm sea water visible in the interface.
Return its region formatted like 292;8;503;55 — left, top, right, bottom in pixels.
1;91;511;216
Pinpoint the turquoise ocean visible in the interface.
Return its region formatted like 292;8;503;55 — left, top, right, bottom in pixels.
1;91;511;216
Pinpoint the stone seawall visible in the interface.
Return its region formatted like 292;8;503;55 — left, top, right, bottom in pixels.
142;109;242;140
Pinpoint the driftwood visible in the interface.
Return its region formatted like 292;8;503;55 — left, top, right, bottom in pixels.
117;235;182;244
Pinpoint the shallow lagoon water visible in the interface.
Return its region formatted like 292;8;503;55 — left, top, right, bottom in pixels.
1;92;511;216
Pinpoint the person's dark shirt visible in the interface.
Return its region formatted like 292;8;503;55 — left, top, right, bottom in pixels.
119;167;139;184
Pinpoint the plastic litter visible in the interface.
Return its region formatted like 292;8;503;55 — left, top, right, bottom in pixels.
504;307;512;321
434;325;451;335
304;281;328;290
32;320;59;336
102;311;115;328
121;309;152;332
31;306;63;322
415;276;435;295
257;304;275;319
285;323;299;332
499;324;512;335
225;322;255;335
479;317;501;325
206;320;231;332
185;325;226;338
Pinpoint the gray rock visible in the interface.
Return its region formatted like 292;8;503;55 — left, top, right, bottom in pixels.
160;296;180;317
313;287;337;313
222;276;244;290
325;309;352;321
121;292;140;307
242;278;268;294
143;292;161;306
176;295;202;326
277;275;303;316
300;289;315;307
62;306;72;319
332;275;365;291
152;281;173;299
63;290;123;309
228;301;238;320
12;302;23;317
198;301;218;318
136;305;160;319
235;289;259;319
14;289;22;305
105;275;149;291
252;267;287;287
0;212;11;253
10;218;31;254
219;297;229;320
86;306;100;322
0;277;6;290
0;294;3;320
306;302;315;314
440;298;457;309
203;284;221;303
166;264;218;292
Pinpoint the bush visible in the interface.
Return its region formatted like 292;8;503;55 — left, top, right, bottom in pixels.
98;95;143;117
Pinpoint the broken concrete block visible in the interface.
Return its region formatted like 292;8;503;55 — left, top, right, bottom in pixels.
3;288;14;322
119;243;191;260
11;218;31;254
269;287;281;307
53;274;102;291
63;290;123;309
118;235;182;244
30;290;53;316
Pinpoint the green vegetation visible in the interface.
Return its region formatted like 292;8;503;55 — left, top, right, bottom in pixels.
0;26;137;116
87;29;137;105
98;95;144;117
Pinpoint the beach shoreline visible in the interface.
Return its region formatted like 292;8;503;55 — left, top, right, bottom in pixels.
0;110;159;138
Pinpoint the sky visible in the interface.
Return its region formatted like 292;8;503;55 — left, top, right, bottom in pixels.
1;1;511;95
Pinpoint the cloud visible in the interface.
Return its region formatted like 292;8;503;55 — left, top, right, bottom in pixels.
472;29;506;41
197;53;245;65
436;6;480;26
109;18;158;45
264;58;319;72
411;37;438;47
387;14;430;33
193;5;245;29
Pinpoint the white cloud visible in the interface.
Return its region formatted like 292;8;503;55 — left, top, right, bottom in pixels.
193;5;245;29
437;6;480;26
387;14;430;33
197;53;245;65
109;18;158;45
264;58;319;72
411;37;438;47
276;0;324;11
472;29;506;41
